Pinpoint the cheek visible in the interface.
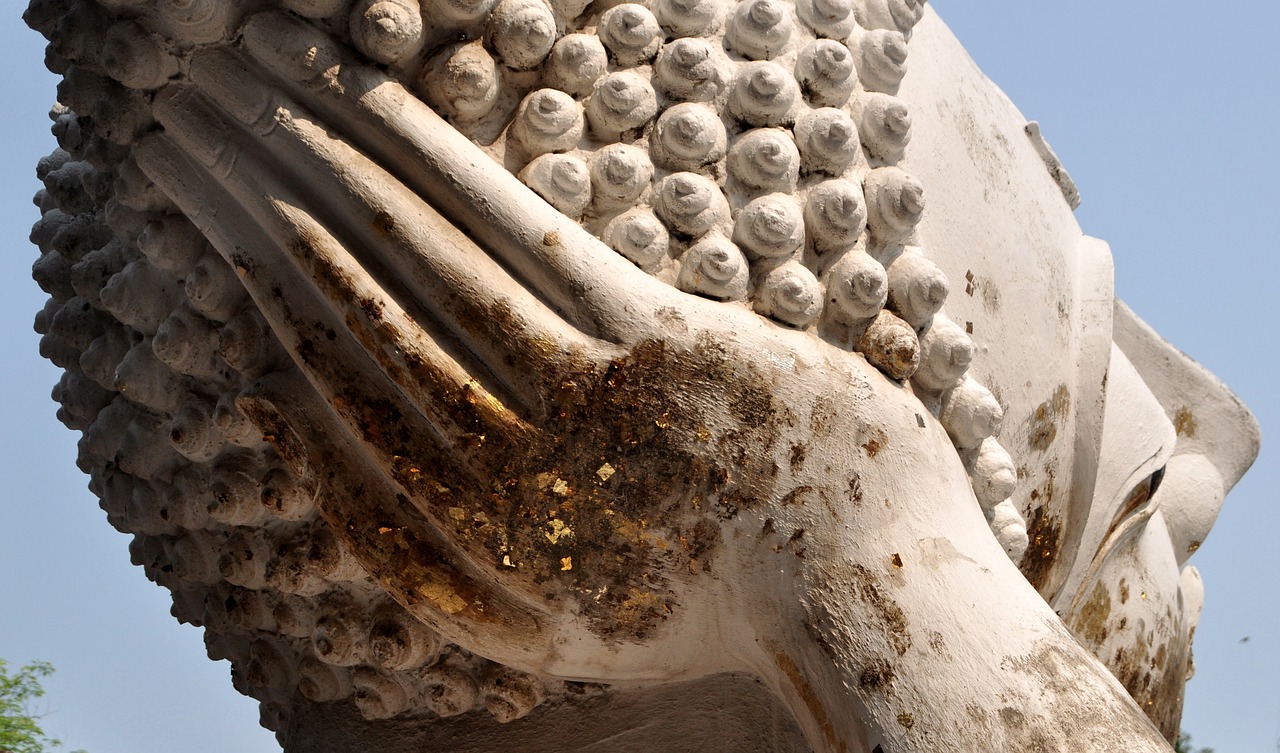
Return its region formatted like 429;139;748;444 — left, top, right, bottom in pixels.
1065;508;1192;740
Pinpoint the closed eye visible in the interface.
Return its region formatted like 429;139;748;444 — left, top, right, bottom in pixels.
1102;465;1166;542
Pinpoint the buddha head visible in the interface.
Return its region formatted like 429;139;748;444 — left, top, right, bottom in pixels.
24;0;1257;750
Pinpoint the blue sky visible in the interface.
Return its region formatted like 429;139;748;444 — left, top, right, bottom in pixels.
1;2;1276;751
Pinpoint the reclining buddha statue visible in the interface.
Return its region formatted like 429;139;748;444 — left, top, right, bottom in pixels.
23;0;1259;749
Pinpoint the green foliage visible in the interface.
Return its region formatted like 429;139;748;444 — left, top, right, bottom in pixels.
1175;732;1214;753
0;659;82;753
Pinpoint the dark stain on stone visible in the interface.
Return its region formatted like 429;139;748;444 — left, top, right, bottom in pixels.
1028;385;1070;453
808;394;839;436
781;485;814;506
357;296;384;321
848;473;863;503
1050;386;1070;416
1027;468;1056;505
790;442;807;472
859;660;895;690
1173;407;1197;438
982;280;1001;314
716;489;745;520
1024;404;1054;453
999;707;1025;728
371;211;395;236
1073;581;1111;646
248;241;796;642
1018;504;1062;592
775;651;844;753
1107;617;1190;743
848;564;911;656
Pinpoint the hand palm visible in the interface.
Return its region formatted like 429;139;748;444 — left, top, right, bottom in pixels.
117;8;1176;752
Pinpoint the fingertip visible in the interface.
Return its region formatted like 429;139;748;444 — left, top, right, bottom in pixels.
239;10;344;88
132;134;216;234
149;85;240;175
189;48;278;131
132;131;183;187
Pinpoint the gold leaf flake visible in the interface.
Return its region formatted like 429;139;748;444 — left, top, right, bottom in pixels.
546;519;573;544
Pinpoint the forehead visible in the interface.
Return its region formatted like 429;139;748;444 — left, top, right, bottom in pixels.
897;12;1107;597
895;12;1256;599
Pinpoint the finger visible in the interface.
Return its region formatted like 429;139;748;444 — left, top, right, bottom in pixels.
236;370;557;666
158;61;607;420
236;10;671;344
134;132;535;478
138;133;565;667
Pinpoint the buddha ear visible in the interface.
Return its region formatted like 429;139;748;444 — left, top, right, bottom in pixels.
1113;300;1259;493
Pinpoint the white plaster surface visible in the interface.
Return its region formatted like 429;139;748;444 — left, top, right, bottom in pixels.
7;1;1269;753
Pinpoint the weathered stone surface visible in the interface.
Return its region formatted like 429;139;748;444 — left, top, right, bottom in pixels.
22;0;1259;751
